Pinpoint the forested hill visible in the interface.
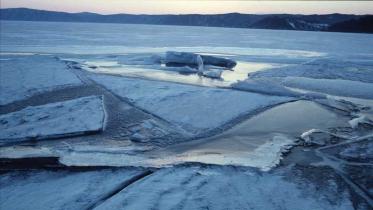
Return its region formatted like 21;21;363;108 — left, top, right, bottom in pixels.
1;8;372;33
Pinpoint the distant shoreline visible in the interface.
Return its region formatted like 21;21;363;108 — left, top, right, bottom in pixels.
1;8;372;34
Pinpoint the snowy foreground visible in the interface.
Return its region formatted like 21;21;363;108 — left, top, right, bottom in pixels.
1;165;369;210
1;21;373;210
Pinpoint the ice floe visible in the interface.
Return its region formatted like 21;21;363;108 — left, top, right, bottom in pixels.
231;78;300;97
281;77;373;99
0;146;55;159
0;96;105;143
164;51;237;69
0;55;82;105
201;69;224;79
0;169;144;210
89;75;293;135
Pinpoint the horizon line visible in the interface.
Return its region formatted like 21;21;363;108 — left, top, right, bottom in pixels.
2;7;372;16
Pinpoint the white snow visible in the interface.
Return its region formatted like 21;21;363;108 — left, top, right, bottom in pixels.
301;129;321;143
0;55;82;105
281;77;373;99
0;96;105;143
89;75;293;135
0;169;144;210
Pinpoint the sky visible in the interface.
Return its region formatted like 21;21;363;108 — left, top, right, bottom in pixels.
1;0;373;15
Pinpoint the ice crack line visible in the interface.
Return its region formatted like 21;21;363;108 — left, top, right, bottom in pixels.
86;169;154;210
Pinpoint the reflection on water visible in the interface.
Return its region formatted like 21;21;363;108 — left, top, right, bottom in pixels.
164;100;349;153
149;100;350;168
222;61;280;83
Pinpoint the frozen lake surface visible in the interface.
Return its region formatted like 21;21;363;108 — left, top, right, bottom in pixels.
1;20;373;209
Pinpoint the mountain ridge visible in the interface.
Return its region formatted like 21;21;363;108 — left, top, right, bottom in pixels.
1;8;372;33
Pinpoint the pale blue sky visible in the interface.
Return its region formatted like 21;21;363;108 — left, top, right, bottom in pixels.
2;0;372;15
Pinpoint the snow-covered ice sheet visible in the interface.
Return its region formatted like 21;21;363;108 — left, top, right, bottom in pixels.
243;56;373;99
0;96;105;143
0;55;82;105
251;58;373;83
281;77;373;99
93;165;361;210
89;75;293;135
0;169;144;210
